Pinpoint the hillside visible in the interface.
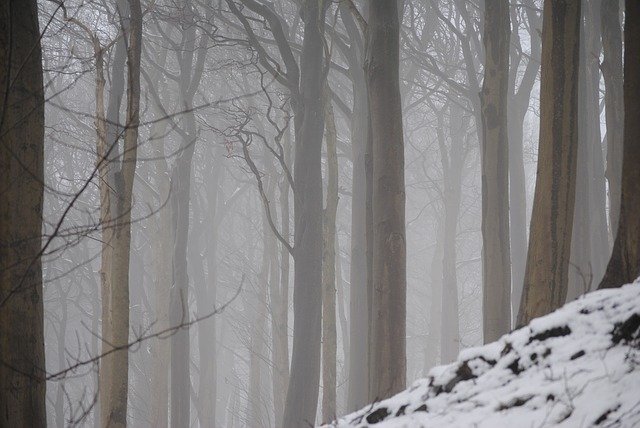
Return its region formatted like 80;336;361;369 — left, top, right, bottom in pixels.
328;283;640;427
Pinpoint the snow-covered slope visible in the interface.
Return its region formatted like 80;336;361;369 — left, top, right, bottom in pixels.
328;283;640;427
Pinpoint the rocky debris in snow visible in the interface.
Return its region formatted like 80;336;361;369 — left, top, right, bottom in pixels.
324;282;640;427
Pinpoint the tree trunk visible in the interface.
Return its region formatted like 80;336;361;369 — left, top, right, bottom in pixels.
282;1;327;426
508;0;540;321
0;2;46;425
148;43;172;428
98;2;128;424
517;0;581;326
481;0;512;341
104;1;142;425
601;0;624;241
345;30;370;413
568;0;608;300
440;103;466;362
598;0;640;289
367;0;407;401
321;96;338;423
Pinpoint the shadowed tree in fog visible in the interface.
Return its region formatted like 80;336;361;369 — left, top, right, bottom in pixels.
0;1;46;425
518;0;582;326
367;0;407;401
599;0;640;290
480;0;511;342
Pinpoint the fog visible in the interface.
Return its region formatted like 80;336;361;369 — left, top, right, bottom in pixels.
29;0;615;426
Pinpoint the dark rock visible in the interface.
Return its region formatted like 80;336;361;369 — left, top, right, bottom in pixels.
612;313;640;346
528;325;571;343
366;407;390;424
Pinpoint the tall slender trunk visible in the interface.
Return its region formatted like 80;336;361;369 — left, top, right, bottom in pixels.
440;104;466;362
148;44;172;428
600;0;624;241
517;0;581;326
321;96;338;423
0;4;45;425
481;0;511;341
272;128;291;427
346;48;369;414
568;0;608;300
98;3;128;423
282;1;327;426
508;0;540;321
367;0;407;401
598;0;640;289
105;1;142;425
425;220;443;372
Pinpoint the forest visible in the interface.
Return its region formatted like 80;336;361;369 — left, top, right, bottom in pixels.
0;0;639;427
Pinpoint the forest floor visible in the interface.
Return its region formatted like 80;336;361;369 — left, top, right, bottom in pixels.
327;281;640;427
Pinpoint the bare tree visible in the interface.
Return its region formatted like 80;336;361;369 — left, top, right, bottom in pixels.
518;0;582;326
480;0;511;341
367;0;407;401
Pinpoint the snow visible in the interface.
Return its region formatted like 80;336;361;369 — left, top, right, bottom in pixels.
325;282;640;427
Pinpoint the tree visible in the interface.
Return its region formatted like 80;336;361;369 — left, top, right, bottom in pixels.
480;0;511;342
367;0;407;401
0;0;46;425
600;0;624;239
599;0;640;289
95;0;142;425
517;0;581;326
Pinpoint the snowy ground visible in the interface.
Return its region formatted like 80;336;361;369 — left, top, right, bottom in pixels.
326;282;640;427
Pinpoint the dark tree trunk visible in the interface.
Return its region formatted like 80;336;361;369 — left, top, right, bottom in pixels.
518;0;582;326
599;0;640;289
601;0;624;240
0;1;46;425
366;0;407;401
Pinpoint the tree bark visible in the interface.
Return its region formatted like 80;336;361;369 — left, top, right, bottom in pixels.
598;0;640;289
517;0;581;326
366;0;407;401
568;0;608;300
0;1;46;425
601;0;624;241
282;1;327;426
508;0;540;321
321;96;338;423
481;0;512;341
341;5;370;412
440;103;466;362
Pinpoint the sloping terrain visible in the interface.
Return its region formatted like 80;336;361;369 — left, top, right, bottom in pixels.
328;282;640;427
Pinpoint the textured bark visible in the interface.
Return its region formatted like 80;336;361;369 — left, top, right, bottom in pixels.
0;0;46;425
517;0;581;326
598;0;640;289
367;0;407;401
282;1;327;426
321;96;338;423
601;0;624;240
481;0;512;341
